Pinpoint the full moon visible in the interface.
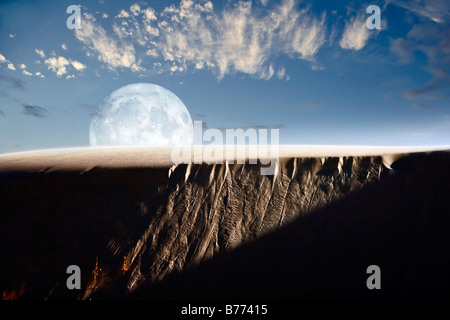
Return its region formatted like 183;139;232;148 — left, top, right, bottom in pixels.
90;83;193;147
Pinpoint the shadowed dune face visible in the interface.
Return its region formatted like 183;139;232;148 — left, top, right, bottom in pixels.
0;149;449;299
132;151;450;300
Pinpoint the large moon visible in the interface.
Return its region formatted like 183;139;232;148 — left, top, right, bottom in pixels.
90;83;193;147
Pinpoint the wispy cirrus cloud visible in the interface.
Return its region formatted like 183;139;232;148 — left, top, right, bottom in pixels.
35;48;45;59
405;66;450;99
75;13;143;73
74;0;327;80
389;1;450;99
0;75;26;91
22;104;49;118
390;23;450;99
390;0;450;25
159;0;326;79
339;13;370;50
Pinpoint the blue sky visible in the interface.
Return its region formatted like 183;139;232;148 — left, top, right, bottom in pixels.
0;0;449;153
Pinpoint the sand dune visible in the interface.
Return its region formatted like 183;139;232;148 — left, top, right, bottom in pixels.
133;151;450;300
0;145;447;171
0;146;449;299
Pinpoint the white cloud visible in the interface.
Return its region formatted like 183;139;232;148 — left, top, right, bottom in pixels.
146;24;159;36
74;0;327;79
146;48;159;57
35;72;45;78
61;43;68;51
0;53;18;72
130;3;141;16
71;60;86;70
75;19;142;72
45;56;69;76
194;61;204;69
156;0;326;79
277;67;286;79
35;48;45;58
0;57;45;78
143;8;157;22
258;64;274;80
116;9;130;19
44;56;86;76
339;14;369;50
83;12;96;21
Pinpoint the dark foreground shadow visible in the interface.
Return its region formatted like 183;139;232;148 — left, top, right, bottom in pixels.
129;151;450;300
